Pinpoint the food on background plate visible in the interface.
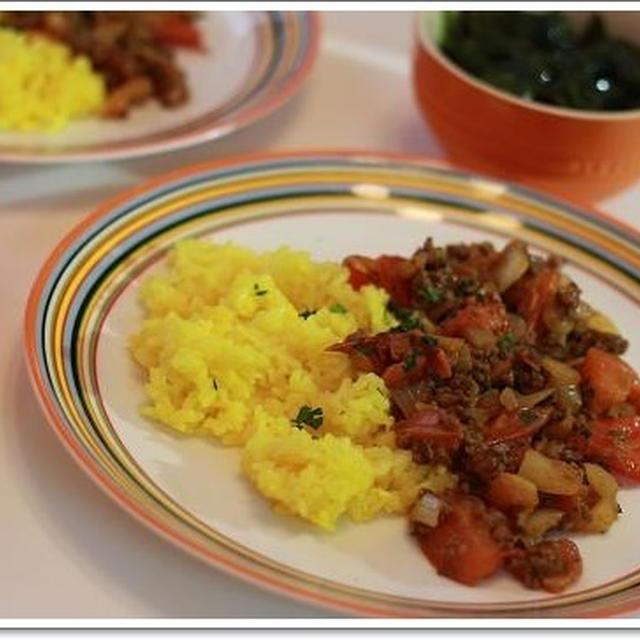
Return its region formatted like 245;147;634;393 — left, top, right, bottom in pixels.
0;27;105;132
0;11;202;131
440;12;640;112
130;237;640;593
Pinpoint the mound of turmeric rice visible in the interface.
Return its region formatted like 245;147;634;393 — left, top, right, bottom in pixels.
129;240;455;530
0;27;105;132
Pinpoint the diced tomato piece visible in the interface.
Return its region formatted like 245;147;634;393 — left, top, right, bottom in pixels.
627;380;640;412
153;14;202;48
376;256;416;307
343;256;376;290
587;415;640;481
484;408;552;445
430;347;453;378
382;348;452;389
332;329;452;387
581;348;636;415
387;332;415;360
343;254;416;306
395;407;463;455
506;266;559;332
383;361;417;388
415;496;504;585
441;300;509;340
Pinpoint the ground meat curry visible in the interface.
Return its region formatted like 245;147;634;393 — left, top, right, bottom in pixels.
333;238;640;592
1;11;201;117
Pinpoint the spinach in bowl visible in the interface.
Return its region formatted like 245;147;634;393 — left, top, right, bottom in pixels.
440;12;640;112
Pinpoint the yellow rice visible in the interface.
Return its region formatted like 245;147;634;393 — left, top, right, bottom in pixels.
129;240;456;530
0;27;105;132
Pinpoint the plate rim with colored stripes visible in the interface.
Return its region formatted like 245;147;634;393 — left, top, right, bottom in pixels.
24;151;640;617
0;12;320;163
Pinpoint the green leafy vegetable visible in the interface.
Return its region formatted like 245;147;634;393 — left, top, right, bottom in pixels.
421;334;439;347
440;11;640;111
292;405;324;430
403;350;418;372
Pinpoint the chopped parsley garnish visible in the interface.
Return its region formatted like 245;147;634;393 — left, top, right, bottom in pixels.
421;334;439;347
497;332;516;350
355;343;374;356
298;309;317;320
291;405;324;430
456;278;477;297
403;350;418;372
398;315;420;331
253;283;268;296
329;303;347;314
418;285;445;303
212;378;219;390
388;304;420;331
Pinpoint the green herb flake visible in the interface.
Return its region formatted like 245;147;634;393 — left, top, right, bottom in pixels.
418;285;445;303
400;316;420;331
298;309;317;320
291;405;324;430
497;332;517;350
212;378;219;390
421;334;439;347
253;283;268;296
329;303;347;314
387;304;420;331
403;350;418;372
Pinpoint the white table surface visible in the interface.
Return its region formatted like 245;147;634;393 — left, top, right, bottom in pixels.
1;11;639;619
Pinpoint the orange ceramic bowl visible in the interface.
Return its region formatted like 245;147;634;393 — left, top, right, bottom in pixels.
413;11;640;203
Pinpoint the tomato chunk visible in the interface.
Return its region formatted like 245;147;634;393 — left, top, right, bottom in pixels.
627;380;640;412
581;348;635;415
440;300;509;339
587;415;640;481
343;255;416;306
153;14;202;48
505;266;559;333
415;496;504;585
484;408;552;445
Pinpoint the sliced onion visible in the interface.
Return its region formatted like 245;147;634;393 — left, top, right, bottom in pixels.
516;388;554;409
585;311;619;335
500;387;553;411
493;241;530;292
500;388;519;412
518;449;583;496
507;313;527;340
410;492;443;528
465;327;496;350
541;356;581;386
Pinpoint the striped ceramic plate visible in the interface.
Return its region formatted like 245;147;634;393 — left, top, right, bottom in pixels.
24;152;640;617
1;13;319;163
